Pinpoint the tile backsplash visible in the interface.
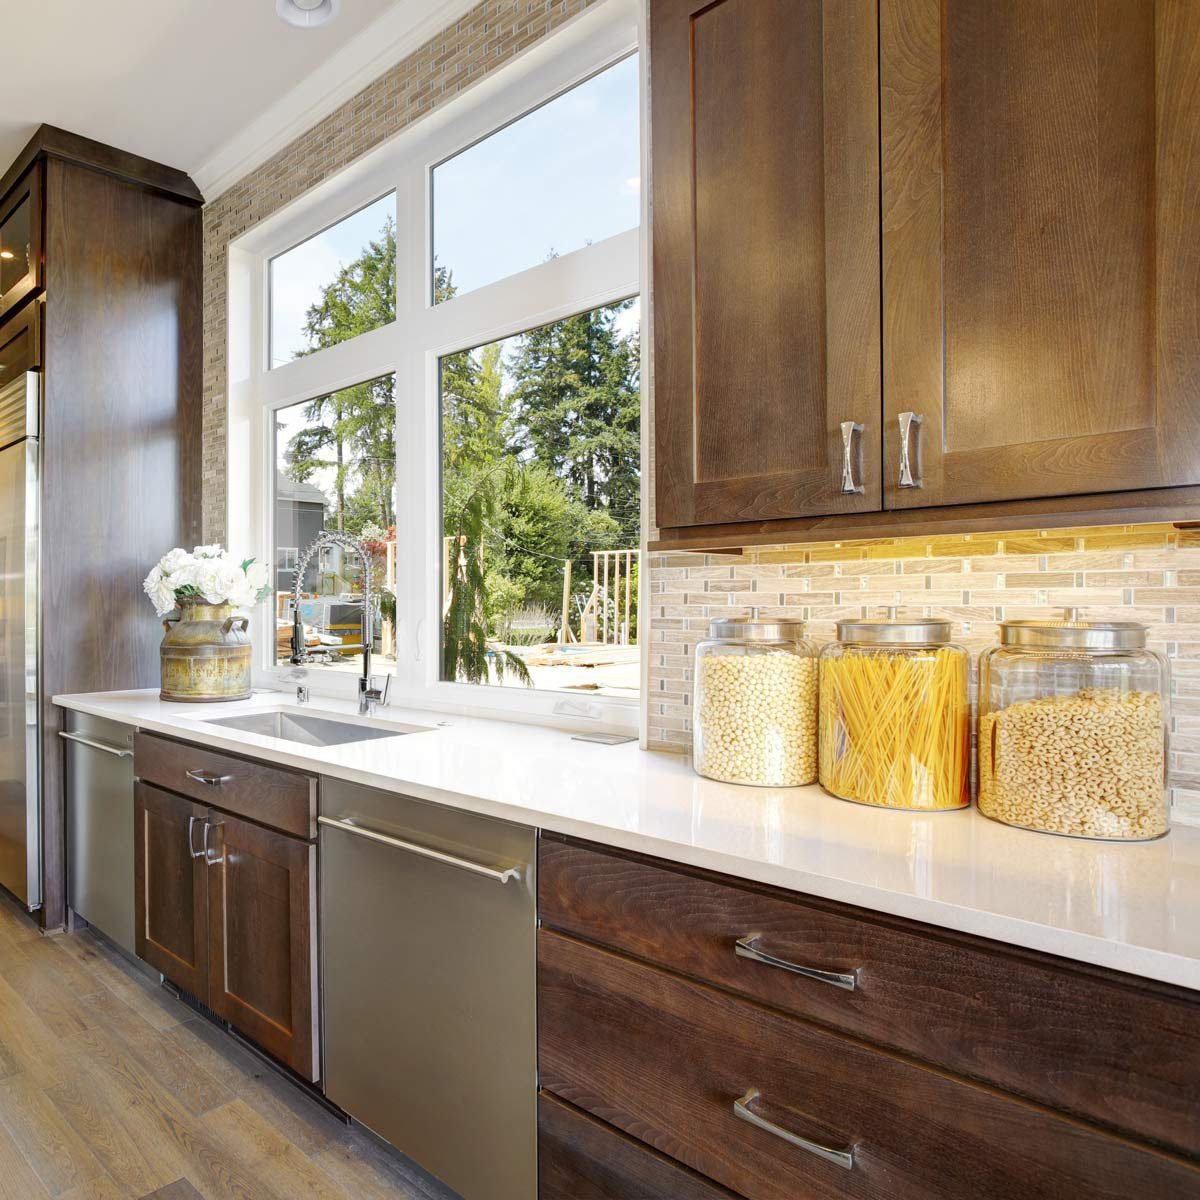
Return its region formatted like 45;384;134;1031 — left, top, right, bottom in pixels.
646;523;1200;827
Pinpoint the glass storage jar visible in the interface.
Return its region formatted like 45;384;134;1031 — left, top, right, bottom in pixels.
819;617;970;810
978;614;1168;840
692;614;819;786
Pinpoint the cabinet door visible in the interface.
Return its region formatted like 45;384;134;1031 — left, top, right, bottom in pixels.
0;163;42;321
134;782;208;997
881;0;1200;510
205;812;317;1080
652;0;880;529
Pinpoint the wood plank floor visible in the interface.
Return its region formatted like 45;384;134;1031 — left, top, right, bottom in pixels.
0;896;456;1200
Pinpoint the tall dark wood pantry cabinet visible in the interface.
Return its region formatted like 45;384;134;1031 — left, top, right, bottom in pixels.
0;127;203;928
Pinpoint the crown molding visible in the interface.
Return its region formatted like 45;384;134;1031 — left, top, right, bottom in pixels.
193;0;477;203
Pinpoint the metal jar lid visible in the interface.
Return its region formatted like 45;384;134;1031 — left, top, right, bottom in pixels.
707;611;806;642
836;616;953;645
999;612;1147;651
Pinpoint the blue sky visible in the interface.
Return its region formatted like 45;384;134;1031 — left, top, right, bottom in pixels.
269;53;640;366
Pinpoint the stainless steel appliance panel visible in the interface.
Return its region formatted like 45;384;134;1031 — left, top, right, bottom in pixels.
0;371;39;908
320;779;536;1200
63;713;135;954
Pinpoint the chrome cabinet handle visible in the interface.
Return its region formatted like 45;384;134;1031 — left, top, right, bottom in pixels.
733;1090;855;1171
186;769;233;786
202;820;223;864
897;411;922;488
735;935;858;992
187;815;205;860
839;421;864;494
317;815;522;884
58;730;132;758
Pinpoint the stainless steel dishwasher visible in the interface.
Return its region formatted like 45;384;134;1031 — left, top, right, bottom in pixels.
61;712;136;955
319;778;536;1200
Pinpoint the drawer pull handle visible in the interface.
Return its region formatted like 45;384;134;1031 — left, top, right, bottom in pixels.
733;1089;855;1171
734;935;859;992
186;769;233;787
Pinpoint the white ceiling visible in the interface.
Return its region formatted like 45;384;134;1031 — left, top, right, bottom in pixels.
0;0;470;200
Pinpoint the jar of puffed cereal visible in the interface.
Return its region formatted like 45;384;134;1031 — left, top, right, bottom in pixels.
693;613;819;787
978;612;1169;841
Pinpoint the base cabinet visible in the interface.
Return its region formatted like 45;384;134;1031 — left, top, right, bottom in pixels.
134;783;208;999
538;1093;739;1200
205;811;317;1078
133;738;319;1081
537;834;1200;1200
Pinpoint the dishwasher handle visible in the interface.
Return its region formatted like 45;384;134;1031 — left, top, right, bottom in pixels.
318;815;523;884
59;730;133;758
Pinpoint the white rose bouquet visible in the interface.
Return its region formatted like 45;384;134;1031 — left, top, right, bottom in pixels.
144;545;273;617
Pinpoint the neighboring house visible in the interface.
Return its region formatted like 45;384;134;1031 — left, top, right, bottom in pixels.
275;471;327;595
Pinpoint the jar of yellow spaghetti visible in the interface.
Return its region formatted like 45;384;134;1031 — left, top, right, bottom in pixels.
693;613;819;787
819;616;969;810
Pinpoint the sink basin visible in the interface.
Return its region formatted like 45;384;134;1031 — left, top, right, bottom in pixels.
203;710;417;747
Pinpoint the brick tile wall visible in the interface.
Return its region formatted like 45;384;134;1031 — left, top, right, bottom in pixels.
646;523;1200;826
201;0;600;544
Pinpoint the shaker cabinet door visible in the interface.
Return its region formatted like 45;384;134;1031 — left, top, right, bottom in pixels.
134;782;208;998
881;0;1200;511
651;0;880;530
205;811;318;1081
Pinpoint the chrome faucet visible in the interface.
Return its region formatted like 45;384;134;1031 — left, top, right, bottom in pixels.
289;530;390;715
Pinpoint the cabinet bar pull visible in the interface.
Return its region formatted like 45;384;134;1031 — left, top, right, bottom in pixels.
58;730;132;758
733;1089;855;1170
202;820;223;864
186;769;233;786
734;935;859;992
839;421;865;494
187;815;204;860
317;815;522;884
897;411;922;488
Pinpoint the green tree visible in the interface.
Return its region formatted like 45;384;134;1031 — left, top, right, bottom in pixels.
284;221;399;534
507;302;641;544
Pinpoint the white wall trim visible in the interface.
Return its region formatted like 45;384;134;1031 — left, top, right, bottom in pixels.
193;0;477;203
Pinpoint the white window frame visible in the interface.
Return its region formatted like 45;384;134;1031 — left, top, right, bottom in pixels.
227;0;643;734
278;546;298;571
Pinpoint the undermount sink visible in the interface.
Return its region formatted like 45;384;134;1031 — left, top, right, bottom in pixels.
204;709;420;747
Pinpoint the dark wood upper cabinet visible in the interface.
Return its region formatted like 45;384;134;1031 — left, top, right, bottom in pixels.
134;782;209;1000
880;0;1200;510
206;811;318;1081
651;0;880;529
0;163;42;322
650;0;1200;549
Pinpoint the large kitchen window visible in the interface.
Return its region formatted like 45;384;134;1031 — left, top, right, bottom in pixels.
228;0;642;728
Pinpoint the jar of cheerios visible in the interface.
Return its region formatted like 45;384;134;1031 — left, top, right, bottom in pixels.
692;613;819;787
978;612;1168;841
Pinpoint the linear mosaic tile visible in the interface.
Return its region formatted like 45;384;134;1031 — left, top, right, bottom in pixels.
645;522;1200;827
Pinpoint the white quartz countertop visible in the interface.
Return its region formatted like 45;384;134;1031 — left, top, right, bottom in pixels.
54;688;1200;991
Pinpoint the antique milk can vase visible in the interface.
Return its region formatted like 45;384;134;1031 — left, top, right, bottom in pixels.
159;598;252;702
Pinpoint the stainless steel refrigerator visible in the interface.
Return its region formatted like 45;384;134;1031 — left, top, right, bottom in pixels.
0;370;40;909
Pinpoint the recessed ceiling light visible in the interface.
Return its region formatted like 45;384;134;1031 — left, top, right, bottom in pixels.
276;0;340;28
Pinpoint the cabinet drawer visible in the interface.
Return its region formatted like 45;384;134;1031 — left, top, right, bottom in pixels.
539;836;1200;1158
539;1092;739;1200
539;931;1200;1200
134;732;316;838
